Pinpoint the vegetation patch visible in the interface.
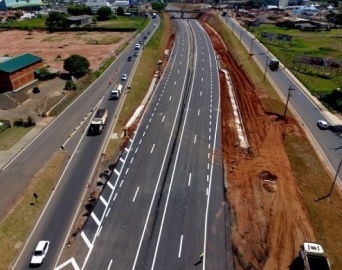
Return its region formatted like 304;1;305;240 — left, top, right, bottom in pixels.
85;35;122;45
0;126;34;151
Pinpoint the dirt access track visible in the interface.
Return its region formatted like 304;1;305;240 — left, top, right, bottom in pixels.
0;30;132;71
199;13;315;269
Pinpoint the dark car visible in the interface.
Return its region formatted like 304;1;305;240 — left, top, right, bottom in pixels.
139;40;143;45
134;51;139;57
147;31;150;35
128;56;132;61
144;36;147;40
32;87;40;94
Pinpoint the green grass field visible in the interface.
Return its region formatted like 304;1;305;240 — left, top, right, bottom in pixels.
0;126;34;151
252;24;342;93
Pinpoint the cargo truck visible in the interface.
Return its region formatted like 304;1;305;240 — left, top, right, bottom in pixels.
89;109;108;135
300;242;331;270
110;84;123;100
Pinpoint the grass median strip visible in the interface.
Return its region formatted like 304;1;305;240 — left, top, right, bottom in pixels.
0;151;66;269
0;126;34;151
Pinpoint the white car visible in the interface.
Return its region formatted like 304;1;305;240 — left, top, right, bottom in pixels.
135;44;141;49
30;241;50;265
317;120;329;130
121;74;127;81
153;23;157;27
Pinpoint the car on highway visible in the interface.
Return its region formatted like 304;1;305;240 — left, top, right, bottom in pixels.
144;35;147;40
127;56;132;61
139;40;143;45
317;120;329;130
30;240;50;266
135;44;141;49
134;51;139;57
121;74;127;81
147;31;150;35
153;23;156;27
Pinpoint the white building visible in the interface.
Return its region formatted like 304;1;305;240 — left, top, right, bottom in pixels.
85;0;111;13
112;0;129;8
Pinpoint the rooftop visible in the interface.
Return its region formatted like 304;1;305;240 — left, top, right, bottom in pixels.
0;53;42;73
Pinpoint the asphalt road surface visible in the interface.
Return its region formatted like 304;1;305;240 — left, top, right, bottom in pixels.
11;19;160;270
225;15;342;189
60;18;233;270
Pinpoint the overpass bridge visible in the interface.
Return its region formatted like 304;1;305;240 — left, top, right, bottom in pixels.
164;9;205;19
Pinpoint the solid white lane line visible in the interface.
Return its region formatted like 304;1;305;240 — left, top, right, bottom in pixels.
107;259;113;270
99;195;108;207
96;226;103;237
114;169;119;176
162;115;165;122
133;187;140;202
151;144;155;153
81;231;92;249
120;180;124;187
113;193;118;201
106;207;111;218
178;235;183;258
188;173;192;186
194;135;197;144
91;212;101;226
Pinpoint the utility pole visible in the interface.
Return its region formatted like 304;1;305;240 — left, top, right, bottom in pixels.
263;56;269;82
249;38;255;54
283;85;295;118
328;157;342;197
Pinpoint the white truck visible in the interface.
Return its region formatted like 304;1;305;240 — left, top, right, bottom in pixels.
89;109;108;135
300;242;331;270
110;84;123;100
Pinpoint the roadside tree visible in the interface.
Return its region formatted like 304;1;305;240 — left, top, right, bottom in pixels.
67;5;92;16
151;2;167;11
97;6;112;20
45;11;68;29
63;55;90;78
117;6;125;16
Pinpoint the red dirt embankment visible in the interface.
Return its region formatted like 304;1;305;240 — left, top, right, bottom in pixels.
200;13;315;269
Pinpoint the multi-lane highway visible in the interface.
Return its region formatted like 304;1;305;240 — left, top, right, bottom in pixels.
58;17;233;270
225;14;342;185
10;19;160;270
